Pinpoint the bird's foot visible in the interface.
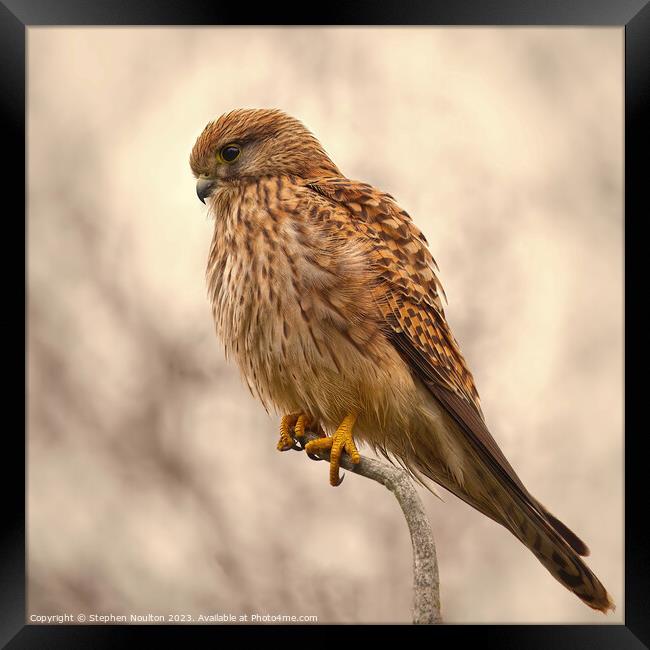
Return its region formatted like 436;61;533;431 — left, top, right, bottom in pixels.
304;413;360;486
277;412;314;452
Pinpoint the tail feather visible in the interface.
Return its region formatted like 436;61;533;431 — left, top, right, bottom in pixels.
534;499;590;557
503;495;614;613
407;438;614;613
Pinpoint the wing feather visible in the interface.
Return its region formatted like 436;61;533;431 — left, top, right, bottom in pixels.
305;176;589;557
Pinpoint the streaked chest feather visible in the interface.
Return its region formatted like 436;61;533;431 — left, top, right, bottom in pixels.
206;179;377;413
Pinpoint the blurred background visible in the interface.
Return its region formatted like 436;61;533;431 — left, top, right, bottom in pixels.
27;27;623;624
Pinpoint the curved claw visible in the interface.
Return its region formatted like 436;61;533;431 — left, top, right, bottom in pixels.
278;413;315;453
303;413;359;487
307;451;324;462
332;472;345;486
277;438;295;452
292;437;311;453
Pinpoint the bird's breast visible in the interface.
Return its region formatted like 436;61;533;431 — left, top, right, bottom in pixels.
205;178;412;431
205;180;344;410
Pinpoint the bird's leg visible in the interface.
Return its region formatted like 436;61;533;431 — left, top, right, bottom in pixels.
277;412;313;451
304;413;360;486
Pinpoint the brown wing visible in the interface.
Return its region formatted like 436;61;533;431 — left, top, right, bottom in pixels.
305;177;482;408
305;176;589;557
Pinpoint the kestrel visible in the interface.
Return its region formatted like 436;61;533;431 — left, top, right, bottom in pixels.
190;108;614;613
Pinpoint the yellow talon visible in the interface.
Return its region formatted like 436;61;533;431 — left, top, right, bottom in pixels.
277;413;298;451
305;413;360;486
294;414;308;439
277;412;311;451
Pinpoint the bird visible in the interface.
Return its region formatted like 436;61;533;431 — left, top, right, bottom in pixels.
189;108;614;614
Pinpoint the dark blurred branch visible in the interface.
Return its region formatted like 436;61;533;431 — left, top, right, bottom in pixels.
296;429;442;624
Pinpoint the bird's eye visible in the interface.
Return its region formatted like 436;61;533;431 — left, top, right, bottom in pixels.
219;144;241;163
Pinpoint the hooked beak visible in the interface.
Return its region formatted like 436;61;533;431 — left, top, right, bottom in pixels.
196;177;216;204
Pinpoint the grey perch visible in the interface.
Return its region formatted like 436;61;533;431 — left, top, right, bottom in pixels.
294;428;442;624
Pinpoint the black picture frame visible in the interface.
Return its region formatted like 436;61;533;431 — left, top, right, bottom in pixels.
7;1;647;647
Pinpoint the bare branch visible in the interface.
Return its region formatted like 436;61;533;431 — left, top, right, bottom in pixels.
295;429;442;624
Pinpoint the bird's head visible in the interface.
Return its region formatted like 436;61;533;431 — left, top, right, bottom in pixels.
190;108;340;203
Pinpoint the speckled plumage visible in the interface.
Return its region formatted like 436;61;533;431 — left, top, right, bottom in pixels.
190;108;614;613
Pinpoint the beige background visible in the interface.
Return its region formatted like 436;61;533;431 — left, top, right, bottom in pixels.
27;27;623;624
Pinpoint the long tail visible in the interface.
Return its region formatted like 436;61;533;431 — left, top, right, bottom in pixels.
409;439;615;613
501;491;615;613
